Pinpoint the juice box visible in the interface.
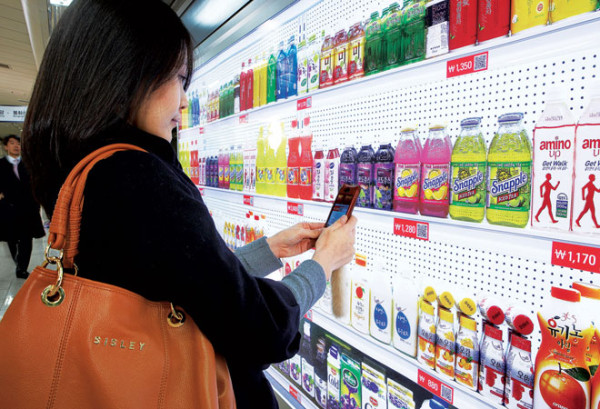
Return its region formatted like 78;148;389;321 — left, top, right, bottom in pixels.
340;353;361;409
449;0;478;50
435;308;456;381
550;0;598;23
573;122;600;233
289;353;302;385
327;345;341;409
388;378;415;409
477;0;511;42
511;0;549;35
361;362;386;409
478;324;506;405
417;300;437;370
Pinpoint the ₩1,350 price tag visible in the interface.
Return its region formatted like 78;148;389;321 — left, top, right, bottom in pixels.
551;241;600;274
446;51;488;78
393;218;429;241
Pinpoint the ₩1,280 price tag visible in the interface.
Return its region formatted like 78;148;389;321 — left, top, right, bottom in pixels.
551;241;600;274
393;218;429;241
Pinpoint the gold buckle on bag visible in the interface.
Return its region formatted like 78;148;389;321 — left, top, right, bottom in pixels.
167;303;185;328
41;243;66;307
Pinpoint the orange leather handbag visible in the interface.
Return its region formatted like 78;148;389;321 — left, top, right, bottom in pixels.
0;144;236;409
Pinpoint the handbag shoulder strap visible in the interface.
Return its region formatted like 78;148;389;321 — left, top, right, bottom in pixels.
48;143;146;268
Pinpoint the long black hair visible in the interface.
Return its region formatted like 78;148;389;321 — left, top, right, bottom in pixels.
22;0;193;216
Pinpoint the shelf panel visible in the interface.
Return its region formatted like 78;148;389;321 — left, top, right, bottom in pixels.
265;367;319;409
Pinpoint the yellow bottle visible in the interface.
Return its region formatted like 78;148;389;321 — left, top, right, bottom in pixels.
264;124;276;196
253;56;261;108
259;52;268;107
274;122;287;197
435;307;455;381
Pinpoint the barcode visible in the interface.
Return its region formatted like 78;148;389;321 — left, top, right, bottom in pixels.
417;223;429;240
474;53;488;71
440;383;453;402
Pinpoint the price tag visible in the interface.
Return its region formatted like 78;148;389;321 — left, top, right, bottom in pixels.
243;195;254;206
446;51;488;78
287;202;304;216
199;127;204;136
551;241;600;274
297;96;312;111
239;114;248;124
289;385;300;402
418;369;454;404
198;188;204;196
304;309;313;321
393;218;429;241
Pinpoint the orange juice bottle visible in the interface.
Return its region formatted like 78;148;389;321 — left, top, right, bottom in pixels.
435;307;456;381
417;299;437;370
533;287;595;409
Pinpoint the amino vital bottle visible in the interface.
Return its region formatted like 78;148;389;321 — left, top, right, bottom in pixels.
402;0;427;64
276;41;288;100
374;143;396;210
394;127;422;214
487;113;532;228
365;12;383;75
420;125;452;218
339;146;358;189
450;117;487;222
325;148;340;202
357;144;376;208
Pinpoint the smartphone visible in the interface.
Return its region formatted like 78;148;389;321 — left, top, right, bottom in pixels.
324;184;360;227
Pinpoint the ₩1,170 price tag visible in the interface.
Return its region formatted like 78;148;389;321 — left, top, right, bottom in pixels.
551;241;600;274
287;202;304;216
243;195;254;206
393;218;429;241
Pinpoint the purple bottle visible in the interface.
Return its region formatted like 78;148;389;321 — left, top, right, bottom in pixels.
374;143;395;210
356;145;375;208
339;146;358;189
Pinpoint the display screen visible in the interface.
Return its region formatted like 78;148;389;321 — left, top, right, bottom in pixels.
326;203;350;227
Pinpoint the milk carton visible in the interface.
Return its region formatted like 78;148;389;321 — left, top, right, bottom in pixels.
532;88;576;231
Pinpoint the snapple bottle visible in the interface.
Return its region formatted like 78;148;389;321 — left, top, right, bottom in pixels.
420;125;452;218
394;127;422;214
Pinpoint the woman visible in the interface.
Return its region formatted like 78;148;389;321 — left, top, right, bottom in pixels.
22;0;356;407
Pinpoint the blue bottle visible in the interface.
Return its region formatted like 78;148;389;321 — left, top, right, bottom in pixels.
339;146;358;189
374;143;396;210
276;41;288;100
286;35;298;98
357;145;375;208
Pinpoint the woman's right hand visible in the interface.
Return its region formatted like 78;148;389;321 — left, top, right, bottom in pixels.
312;215;357;280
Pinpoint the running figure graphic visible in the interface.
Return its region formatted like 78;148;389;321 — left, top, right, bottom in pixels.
535;173;560;223
575;174;600;228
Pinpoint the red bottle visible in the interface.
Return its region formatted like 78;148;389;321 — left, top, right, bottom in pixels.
240;62;247;111
450;0;478;50
287;120;300;199
246;59;254;110
298;117;314;200
477;0;510;43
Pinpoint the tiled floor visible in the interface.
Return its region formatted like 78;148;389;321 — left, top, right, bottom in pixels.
0;235;47;320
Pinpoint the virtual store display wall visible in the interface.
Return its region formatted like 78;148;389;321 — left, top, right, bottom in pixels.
180;1;600;408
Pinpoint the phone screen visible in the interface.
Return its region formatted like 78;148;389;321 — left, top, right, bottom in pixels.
324;185;360;227
325;203;350;227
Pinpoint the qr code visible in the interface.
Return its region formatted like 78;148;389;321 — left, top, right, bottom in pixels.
440;383;453;402
416;223;429;240
474;53;488;71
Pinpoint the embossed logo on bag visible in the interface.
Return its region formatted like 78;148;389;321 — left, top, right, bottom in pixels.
93;336;146;351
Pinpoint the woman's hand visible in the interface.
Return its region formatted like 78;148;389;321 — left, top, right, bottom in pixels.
266;222;324;259
312;215;357;280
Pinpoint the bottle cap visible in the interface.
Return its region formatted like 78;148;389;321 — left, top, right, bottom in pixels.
460;117;482;128
438;291;455;310
509;313;534;336
484;323;503;341
480;302;505;325
457;298;477;316
401;127;417;133
422;286;437;303
438;307;453;323
420;299;435;315
510;333;531;352
551;286;581;302
572;282;600;300
459;315;477;331
498;112;524;123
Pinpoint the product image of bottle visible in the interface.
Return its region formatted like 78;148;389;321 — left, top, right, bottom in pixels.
340;354;361;409
325;148;340;202
487;113;532;228
286;35;298;98
379;7;389;68
351;266;370;335
449;117;487;222
274;122;287;197
287;120;300;199
256;127;266;194
327;345;341;409
320;33;334;89
259;52;267;107
339;146;358;189
297;37;308;95
402;1;427;64
550;0;597;23
572;83;600;233
224;148;231;190
477;0;510;42
361;362;387;409
505;333;534;409
374;143;396;210
478;323;506;405
455;315;479;391
252;56;260;108
449;0;478;50
392;271;419;357
425;0;450;59
314;337;328;408
383;3;403;69
420;125;452;218
313;148;325;201
276;41;288;100
365;12;383;75
533;287;595;409
369;270;392;344
435;307;456;381
333;29;349;85
239;62;247;111
357;144;375;208
511;0;549;35
571;282;600;377
347;22;366;80
388;378;416;409
246;58;254;110
307;33;321;92
300;321;315;398
267;48;277;103
264;126;276;196
394;127;422;214
417;299;437;370
298;117;314;200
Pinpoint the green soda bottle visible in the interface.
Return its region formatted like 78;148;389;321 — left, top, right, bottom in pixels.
383;3;403;70
486;113;532;228
402;0;427;64
365;12;383;75
266;48;277;104
449;118;487;223
380;7;389;69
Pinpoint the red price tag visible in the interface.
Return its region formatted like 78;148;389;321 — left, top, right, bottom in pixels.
551;241;600;274
297;96;312;111
446;51;488;78
304;309;313;321
198;188;204;196
393;218;429;241
199;127;204;136
287;202;304;216
418;369;454;404
289;385;300;402
243;195;254;206
239;114;248;124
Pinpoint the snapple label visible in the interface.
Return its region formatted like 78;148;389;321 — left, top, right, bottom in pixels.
532;125;575;231
357;163;373;208
573;124;600;232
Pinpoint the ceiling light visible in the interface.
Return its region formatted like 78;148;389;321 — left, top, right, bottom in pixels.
49;0;72;5
194;0;246;27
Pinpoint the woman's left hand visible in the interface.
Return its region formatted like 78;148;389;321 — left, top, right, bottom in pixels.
266;222;324;259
